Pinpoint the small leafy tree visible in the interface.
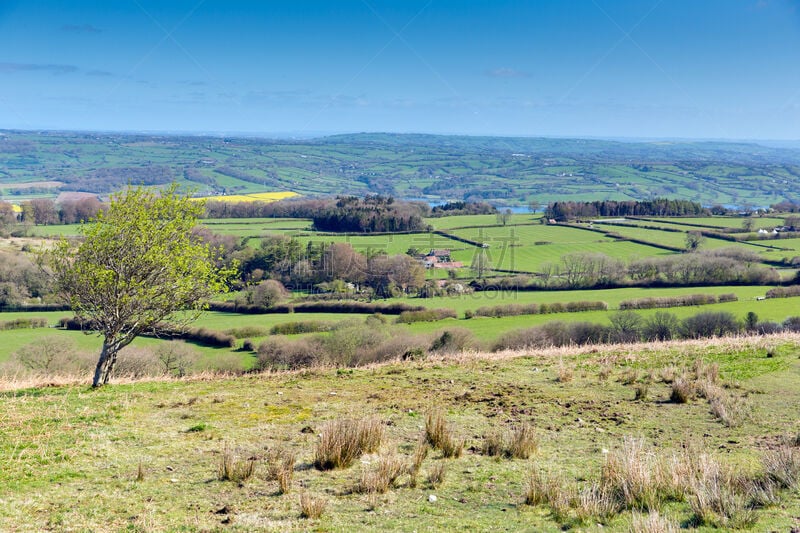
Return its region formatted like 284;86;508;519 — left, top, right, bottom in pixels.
47;185;234;387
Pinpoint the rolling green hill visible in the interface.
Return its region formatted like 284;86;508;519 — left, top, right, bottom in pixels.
2;130;800;207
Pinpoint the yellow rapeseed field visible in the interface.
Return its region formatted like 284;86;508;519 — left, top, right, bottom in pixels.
194;191;299;203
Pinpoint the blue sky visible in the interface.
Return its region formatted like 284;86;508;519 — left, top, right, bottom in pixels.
1;0;799;139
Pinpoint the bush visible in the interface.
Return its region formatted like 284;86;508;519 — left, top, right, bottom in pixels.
155;341;199;377
7;336;91;376
223;325;271;338
256;337;318;370
619;293;720;310
642;312;679;341
681;312;740;339
765;285;800;299
0;317;49;330
492;321;608;351
782;316;800;332
270;321;335;335
395;308;457;324
429;328;478;354
114;347;163;378
245;279;289;308
474;300;606;318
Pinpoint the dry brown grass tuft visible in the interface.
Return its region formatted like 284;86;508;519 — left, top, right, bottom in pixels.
669;376;693;404
523;468;562;507
427;462;447;488
357;452;406;494
265;448;296;494
314;417;384;470
556;359;574;383
762;445;800;490
600;437;664;510
217;445;255;483
482;431;505;458
629;511;680;533
135;462;145;482
620;368;639;385
598;364;612;381
709;394;752;428
425;410;463;458
693;358;719;384
407;435;428;488
659;366;678;383
573;482;618;524
689;475;757;529
299;492;327;519
509;424;538;459
634;383;649;401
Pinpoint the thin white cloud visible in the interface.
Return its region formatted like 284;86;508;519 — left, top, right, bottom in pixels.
0;62;78;75
485;67;529;78
61;24;102;33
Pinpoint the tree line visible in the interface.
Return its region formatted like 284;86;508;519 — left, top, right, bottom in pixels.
545;198;708;221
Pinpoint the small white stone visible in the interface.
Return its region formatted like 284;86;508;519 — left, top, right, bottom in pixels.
428;494;437;503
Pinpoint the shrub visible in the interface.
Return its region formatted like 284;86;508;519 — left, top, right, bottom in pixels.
395;308;457;324
155;341;199;378
270;321;335;335
114;347;163;378
681;311;740;339
642;312;680;341
256;337;318;370
224;325;271;338
429;328;477;354
474;301;606;318
620;294;719;310
0;317;49;330
313;418;384;470
246;279;289;308
765;285;800;299
782;316;800;332
8;336;87;375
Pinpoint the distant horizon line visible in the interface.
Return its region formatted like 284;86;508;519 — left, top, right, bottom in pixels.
1;127;799;147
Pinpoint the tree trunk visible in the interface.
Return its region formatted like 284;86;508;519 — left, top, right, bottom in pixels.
92;340;117;388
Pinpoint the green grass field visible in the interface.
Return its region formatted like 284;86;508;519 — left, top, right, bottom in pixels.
1;335;798;531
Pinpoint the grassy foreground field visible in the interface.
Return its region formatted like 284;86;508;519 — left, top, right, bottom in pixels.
1;334;799;531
